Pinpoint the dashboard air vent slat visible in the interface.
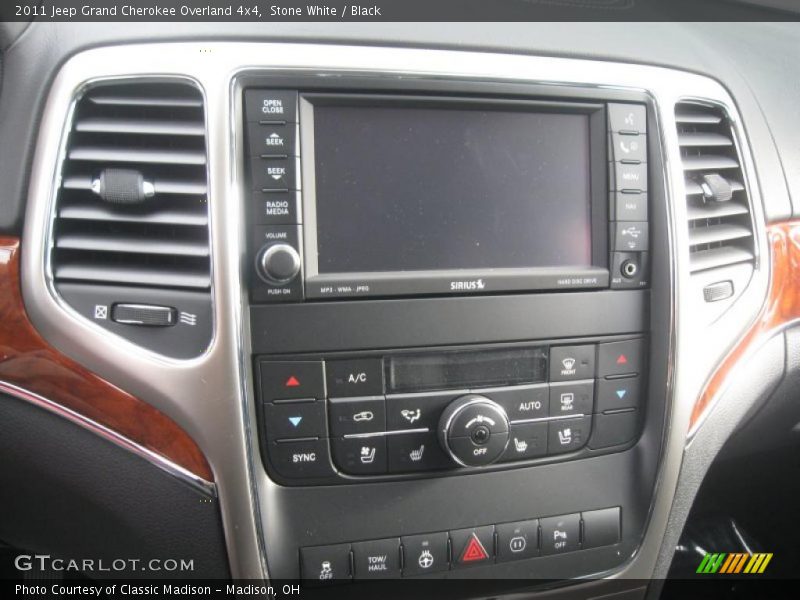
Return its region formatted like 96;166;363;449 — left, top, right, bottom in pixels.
51;80;211;294
675;102;755;274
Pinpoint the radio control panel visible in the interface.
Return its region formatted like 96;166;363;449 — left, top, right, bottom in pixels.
255;337;646;485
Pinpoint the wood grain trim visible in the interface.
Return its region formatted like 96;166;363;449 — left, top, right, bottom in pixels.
691;220;800;431
0;237;214;482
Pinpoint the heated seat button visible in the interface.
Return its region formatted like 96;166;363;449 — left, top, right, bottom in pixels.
548;416;592;454
540;513;580;555
352;538;401;579
597;376;640;412
582;507;621;549
328;396;385;437
496;519;540;562
269;438;334;479
401;532;449;576
245;89;298;123
549;345;595;382
485;384;548;421
331;436;387;475
549;381;594;417
263;400;326;441
326;358;384;397
388;431;451;473
259;360;325;401
501;422;547;462
450;526;495;569
597;338;645;377
300;543;351;581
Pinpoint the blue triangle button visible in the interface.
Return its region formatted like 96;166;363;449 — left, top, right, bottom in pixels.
288;416;303;427
615;389;627;399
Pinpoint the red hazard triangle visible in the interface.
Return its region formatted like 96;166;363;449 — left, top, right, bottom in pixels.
285;375;301;387
460;533;489;563
616;354;628;365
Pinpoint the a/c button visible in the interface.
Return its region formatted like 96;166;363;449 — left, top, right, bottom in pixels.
326;358;384;397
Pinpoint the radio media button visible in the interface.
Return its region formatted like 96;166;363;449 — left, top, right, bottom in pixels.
250;157;298;191
548;416;592;454
483;384;548;421
496;519;540;562
501;422;547;462
245;89;298;123
352;538;401;579
540;513;580;555
549;345;595;382
597;338;645;377
608;103;647;134
612;191;648;221
259;360;325;401
253;191;300;225
548;381;594;417
247;122;297;157
401;532;449;576
331;436;387;475
597;376;640;412
301;543;351;582
328;396;385;437
386;391;460;431
610;162;648;192
326;358;384;397
611;132;647;163
270;438;334;479
450;526;495;568
613;221;649;252
263;399;326;441
387;431;450;473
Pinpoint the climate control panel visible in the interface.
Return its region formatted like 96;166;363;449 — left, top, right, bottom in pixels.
256;336;647;485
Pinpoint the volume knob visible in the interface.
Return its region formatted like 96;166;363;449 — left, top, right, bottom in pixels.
258;243;301;285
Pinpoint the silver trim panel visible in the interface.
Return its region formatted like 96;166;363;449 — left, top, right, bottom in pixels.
21;42;770;581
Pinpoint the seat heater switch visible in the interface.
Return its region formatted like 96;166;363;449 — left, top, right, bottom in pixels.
111;303;176;327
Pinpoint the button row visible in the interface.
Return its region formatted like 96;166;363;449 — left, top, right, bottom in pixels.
300;507;621;581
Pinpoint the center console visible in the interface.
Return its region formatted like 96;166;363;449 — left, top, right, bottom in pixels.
242;73;668;585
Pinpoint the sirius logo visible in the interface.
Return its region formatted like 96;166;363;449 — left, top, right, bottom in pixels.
450;279;486;291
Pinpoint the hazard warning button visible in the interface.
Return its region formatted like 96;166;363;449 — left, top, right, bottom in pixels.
450;526;495;568
259;360;325;401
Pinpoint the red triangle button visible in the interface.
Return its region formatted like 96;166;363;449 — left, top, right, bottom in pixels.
285;375;301;387
460;533;489;563
616;354;628;365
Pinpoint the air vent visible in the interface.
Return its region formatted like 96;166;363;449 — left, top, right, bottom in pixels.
675;102;755;273
50;80;212;358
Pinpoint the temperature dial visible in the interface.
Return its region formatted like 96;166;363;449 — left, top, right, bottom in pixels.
438;394;510;467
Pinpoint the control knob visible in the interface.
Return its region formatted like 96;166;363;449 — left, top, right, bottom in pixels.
438;395;510;467
257;243;301;285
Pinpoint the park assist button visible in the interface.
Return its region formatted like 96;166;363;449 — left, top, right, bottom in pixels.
450;526;495;569
550;345;595;382
401;532;449;576
540;513;580;555
326;358;384;397
352;538;401;579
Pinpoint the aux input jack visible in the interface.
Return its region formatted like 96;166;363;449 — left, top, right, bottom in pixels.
621;259;639;279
